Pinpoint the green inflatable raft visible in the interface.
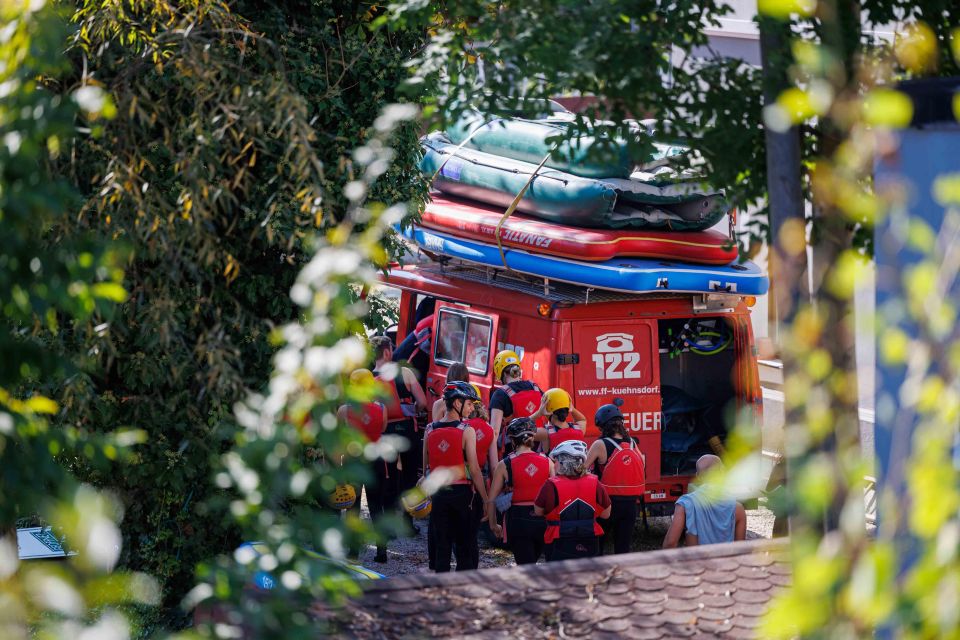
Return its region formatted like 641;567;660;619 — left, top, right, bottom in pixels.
420;132;727;231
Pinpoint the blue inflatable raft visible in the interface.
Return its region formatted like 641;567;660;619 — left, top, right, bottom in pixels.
400;225;769;296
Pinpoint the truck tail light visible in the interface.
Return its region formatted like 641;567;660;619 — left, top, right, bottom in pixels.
537;303;551;317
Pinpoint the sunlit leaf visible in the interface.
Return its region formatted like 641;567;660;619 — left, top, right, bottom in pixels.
863;89;914;128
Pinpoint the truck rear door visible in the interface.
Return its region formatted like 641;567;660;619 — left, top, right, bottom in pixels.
425;302;500;405
571;320;662;483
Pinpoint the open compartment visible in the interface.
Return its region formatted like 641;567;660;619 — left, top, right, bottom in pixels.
657;316;737;477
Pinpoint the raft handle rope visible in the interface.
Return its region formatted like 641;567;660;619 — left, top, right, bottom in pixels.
494;150;554;269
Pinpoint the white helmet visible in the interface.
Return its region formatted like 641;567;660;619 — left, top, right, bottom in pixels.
550;440;588;476
550;440;587;462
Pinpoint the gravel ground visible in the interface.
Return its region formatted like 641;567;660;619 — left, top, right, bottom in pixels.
353;491;778;577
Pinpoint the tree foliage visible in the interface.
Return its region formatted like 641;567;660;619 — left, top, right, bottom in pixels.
48;0;427;614
0;3;156;637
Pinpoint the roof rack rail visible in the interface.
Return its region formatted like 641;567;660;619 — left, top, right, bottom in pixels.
409;250;693;305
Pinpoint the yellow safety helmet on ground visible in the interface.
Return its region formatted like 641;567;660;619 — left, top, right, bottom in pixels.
543;388;571;415
401;487;433;519
493;350;521;382
349;368;375;385
330;484;357;510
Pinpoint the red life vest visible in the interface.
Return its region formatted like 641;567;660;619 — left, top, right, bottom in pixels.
599;438;646;497
347;401;385;443
543;475;604;544
465;417;494;471
547;424;585;452
375;367;416;423
496;382;545;456
426;424;469;484
502;381;543;420
506;451;550;504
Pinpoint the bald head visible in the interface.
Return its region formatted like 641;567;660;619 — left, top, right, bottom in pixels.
696;454;722;476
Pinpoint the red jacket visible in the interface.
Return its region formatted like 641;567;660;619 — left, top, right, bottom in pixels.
347;401;385;443
547;424;585;451
426;424;469;484
465;417;494;472
599;438;646;497
507;451;550;504
543;475;605;544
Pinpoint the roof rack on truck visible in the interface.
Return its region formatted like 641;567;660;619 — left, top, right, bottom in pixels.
406;249;751;314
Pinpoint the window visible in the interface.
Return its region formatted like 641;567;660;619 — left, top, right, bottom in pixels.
434;309;493;375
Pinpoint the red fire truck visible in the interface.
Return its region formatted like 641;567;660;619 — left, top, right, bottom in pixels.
380;260;763;515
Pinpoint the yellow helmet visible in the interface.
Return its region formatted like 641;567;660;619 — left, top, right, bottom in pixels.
543;388;571;415
470;383;482;401
493;350;521;382
349;368;375;385
401;488;432;519
330;484;357;510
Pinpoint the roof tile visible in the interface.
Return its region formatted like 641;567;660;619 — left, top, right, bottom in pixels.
768;573;792;587
633;578;669;591
622;627;667;640
736;577;773;592
664;597;703;613
699;581;736;595
740;552;776;567
699;593;736;608
730;601;770;617
731;614;763;629
597;617;633;633
319;539;790;640
667;573;704;588
627;564;673;580
696;618;735;634
733;589;772;605
660;622;698;637
701;570;739;584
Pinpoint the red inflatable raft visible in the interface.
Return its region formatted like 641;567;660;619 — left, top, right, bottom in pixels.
421;196;738;265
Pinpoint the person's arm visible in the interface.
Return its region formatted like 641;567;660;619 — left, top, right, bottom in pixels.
584;440;605;473
463;427;488;503
431;398;444;422
734;502;747;541
403;368;428;411
534;427;549;450
486;462;507;538
533;482;553;517
490;408;505;445
596;483;612;520
663;504;686;549
420;426;430;482
486;438;498;475
570;407;587;432
531;395;549;421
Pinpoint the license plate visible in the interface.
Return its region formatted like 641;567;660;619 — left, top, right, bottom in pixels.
649;492;666;500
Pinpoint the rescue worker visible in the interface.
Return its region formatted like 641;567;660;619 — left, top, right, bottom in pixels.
422;381;490;572
531;388;587;454
337;368;389;562
489;349;543;455
431;363;470;422
463;382;496;565
585;402;646;555
392;313;433;384
370;335;428;526
534;440;611;561
487;418;553;565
